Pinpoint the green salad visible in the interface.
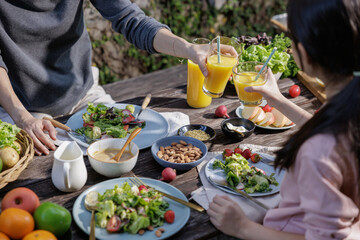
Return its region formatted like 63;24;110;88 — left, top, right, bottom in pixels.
0;120;21;151
237;32;300;77
95;182;172;234
75;103;145;140
212;152;278;193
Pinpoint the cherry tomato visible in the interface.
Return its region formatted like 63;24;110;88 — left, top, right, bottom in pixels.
222;149;233;158
138;185;148;192
289;85;301;98
233;147;243;155
241;149;252;159
262;104;272;113
106;216;121;233
250;153;261;163
164;210;175;224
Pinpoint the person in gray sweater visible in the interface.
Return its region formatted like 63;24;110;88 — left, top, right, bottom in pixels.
0;0;209;155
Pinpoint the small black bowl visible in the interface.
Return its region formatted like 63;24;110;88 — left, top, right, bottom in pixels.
177;124;216;142
221;118;255;140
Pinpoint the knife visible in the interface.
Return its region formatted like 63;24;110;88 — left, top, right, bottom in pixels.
134;94;151;121
43;117;94;144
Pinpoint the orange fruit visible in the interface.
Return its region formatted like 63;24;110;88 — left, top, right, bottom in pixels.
23;230;57;240
0;232;10;240
0;208;34;239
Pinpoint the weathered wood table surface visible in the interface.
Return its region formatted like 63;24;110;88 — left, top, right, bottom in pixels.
0;64;322;240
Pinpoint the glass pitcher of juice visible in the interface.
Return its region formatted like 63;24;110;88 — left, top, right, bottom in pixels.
187;38;212;108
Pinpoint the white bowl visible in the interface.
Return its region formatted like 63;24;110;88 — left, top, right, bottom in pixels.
87;138;139;178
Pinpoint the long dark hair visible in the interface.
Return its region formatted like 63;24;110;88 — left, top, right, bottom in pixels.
275;0;360;171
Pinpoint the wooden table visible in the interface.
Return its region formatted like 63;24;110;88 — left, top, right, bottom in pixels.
0;64;322;240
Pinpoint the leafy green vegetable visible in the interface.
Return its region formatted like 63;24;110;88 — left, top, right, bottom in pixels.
282;55;301;78
244;175;270;193
0;120;21;152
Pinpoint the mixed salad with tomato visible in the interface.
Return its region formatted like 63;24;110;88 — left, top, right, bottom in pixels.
212;147;278;193
95;182;175;235
75;103;145;140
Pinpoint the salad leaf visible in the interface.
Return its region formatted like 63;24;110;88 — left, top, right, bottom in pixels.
0;120;21;152
105;126;127;138
127;216;150;234
95;200;117;228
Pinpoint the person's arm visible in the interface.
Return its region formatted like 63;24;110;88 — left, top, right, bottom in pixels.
207;195;305;240
245;68;312;126
153;28;209;76
0;68;56;155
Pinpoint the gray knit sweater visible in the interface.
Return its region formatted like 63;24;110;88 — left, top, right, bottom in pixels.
0;0;169;116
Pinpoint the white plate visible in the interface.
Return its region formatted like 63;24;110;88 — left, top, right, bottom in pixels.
235;100;295;130
73;177;190;240
205;153;285;197
66;103;170;149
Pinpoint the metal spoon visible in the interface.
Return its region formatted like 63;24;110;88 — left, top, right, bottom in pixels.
84;191;99;240
112;128;142;162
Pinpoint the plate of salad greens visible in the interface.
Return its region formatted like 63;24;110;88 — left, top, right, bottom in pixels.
205;152;285;197
66;103;169;149
73;177;190;240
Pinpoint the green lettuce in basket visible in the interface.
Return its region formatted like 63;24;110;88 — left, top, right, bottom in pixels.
0;120;21;152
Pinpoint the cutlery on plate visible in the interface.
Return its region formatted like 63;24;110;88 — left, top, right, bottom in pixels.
84;191;99;240
208;175;269;210
43;117;94;144
134;94;151;121
129;174;205;212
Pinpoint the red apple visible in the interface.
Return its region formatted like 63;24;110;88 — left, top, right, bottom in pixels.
1;187;40;214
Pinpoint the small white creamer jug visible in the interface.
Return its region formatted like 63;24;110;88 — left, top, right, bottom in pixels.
52;141;87;192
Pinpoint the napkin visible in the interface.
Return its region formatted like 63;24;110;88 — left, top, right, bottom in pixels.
159;112;190;136
190;144;282;223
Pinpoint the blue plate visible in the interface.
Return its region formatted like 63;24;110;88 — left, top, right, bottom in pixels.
66;103;170;149
205;153;285;197
73;177;190;240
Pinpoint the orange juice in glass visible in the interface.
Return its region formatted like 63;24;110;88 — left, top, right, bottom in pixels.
187;38;212;108
233;62;267;106
203;36;241;98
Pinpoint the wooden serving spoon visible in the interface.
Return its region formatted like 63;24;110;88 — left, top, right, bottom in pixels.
112;128;142;162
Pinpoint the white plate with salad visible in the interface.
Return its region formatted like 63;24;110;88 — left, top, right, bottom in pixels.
66;103;170;150
235;100;295;130
205;152;285;197
73;177;190;240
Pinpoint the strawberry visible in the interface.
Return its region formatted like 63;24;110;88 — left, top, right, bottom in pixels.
250;153;261;163
234;147;243;155
241;149;252;159
262;104;272;113
223;149;233;158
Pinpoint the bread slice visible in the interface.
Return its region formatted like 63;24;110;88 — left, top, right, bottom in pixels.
252;108;266;123
258;112;275;126
271;108;289;128
242;106;260;120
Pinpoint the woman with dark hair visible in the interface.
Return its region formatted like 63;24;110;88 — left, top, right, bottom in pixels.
207;0;360;239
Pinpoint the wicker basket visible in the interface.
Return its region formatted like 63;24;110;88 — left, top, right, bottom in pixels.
0;130;35;189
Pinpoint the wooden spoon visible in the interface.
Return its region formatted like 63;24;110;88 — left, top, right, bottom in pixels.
84;191;98;240
112;128;142;162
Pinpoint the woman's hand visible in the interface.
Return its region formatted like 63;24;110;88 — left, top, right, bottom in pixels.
188;43;210;77
207;195;250;239
244;68;283;106
16;116;57;155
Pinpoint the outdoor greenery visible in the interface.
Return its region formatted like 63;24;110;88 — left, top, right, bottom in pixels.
88;0;287;85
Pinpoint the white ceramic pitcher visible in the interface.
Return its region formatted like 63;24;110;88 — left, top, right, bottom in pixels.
52;141;87;192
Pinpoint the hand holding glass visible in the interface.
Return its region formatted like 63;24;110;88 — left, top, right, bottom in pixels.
187;38;212;108
202;36;241;98
233;62;267;106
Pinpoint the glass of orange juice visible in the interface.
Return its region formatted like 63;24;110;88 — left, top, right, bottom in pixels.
187;38;212;108
232;61;267;106
202;36;241;98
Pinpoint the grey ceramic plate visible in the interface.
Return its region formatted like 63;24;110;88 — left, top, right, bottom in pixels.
73;177;190;240
66;103;170;149
205;153;285;197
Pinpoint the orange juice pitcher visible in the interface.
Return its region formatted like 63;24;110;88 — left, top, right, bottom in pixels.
187;38;212;108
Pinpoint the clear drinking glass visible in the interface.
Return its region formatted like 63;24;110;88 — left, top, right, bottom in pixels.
187;38;212;108
232;61;268;106
202;36;242;98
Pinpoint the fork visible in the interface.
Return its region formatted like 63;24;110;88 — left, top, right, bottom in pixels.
129;174;204;212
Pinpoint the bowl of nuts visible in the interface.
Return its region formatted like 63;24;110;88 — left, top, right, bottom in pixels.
151;136;208;171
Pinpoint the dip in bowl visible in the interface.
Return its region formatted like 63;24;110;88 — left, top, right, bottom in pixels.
87;138;139;177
